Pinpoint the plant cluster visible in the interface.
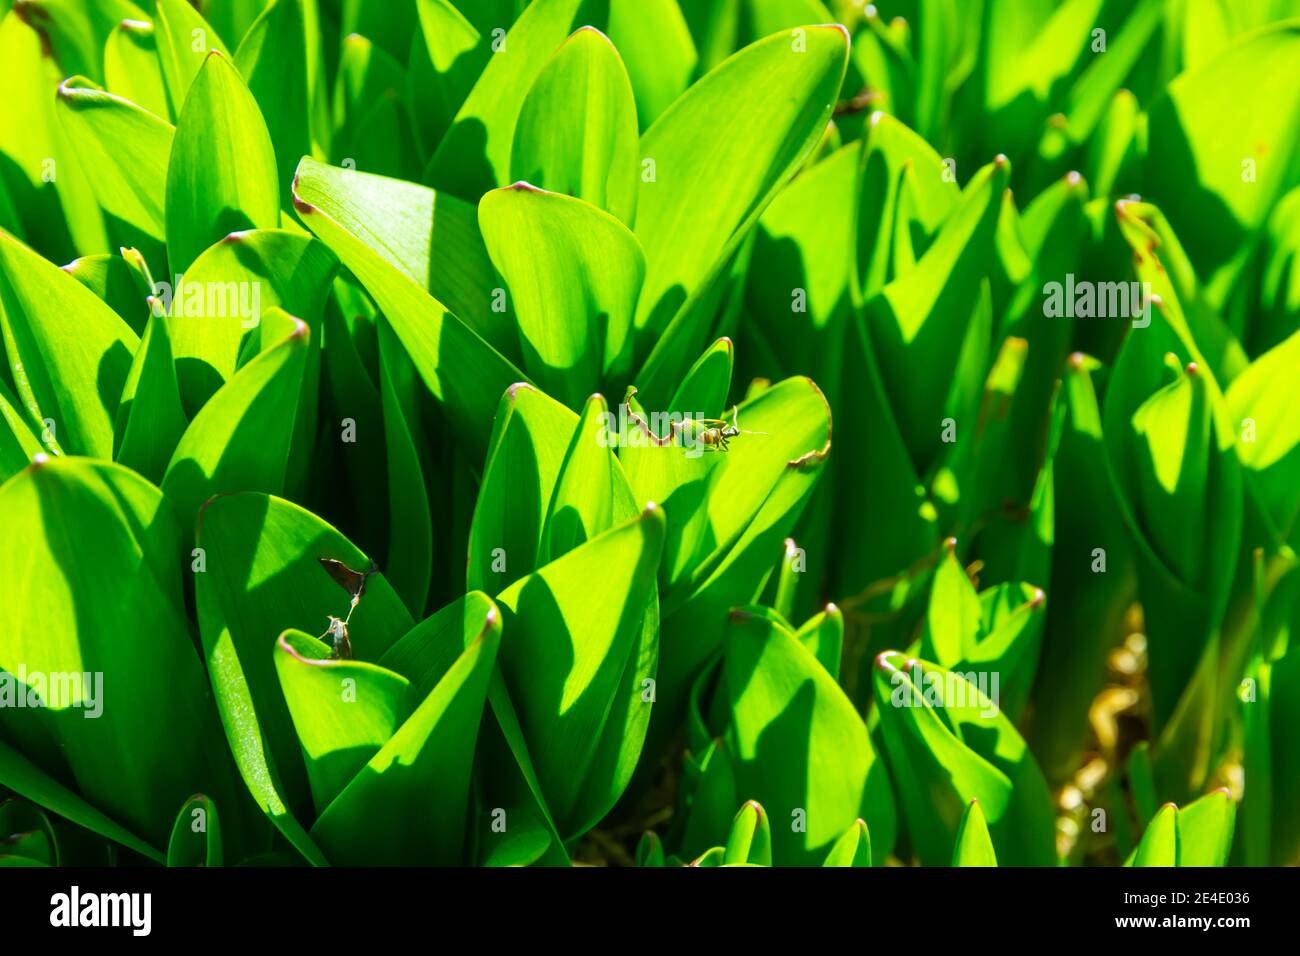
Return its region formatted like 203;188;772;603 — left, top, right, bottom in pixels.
0;0;1297;868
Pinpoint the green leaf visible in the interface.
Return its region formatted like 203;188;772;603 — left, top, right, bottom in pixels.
165;50;279;273
873;651;1056;866
636;830;665;867
723;800;772;866
603;0;696;130
479;183;645;404
62;252;152;335
160;309;310;532
410;0;488;157
54;78;174;247
0;377;43;483
167;794;222;867
103;17;170;120
195;492;414;864
292;157;513;355
0;9;108;260
114;312;187;483
0;457;241;852
165;228;335;415
1127;790;1236;866
375;318;433;617
154;0;229;120
292;159;527;464
233;0;311;199
510;26;639;225
794;603;843;682
468;383;577;593
822;818;872;867
633;25;850;342
0;737;160;862
494;504;664;839
1128;803;1177;867
863;155;1009;474
722;609;896;865
334;33;420;179
0;228;138;458
951;799;998;866
309;610;501;864
1228;328;1300;540
274;629;413;816
540;393;640;563
426;0;592;200
1144;23;1300;303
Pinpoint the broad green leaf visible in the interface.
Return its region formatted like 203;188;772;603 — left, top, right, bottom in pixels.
479;184;645;404
103;17;170;120
1128;804;1177;866
873;651;1056;866
334;33;419;178
540;393;639;563
54;78;173;247
154;0;229;119
275;629;413;815
794;603;843;681
510;26;639;225
167;794;222;867
195;492;413;864
1227;328;1300;539
0;457;242;852
425;0;592;200
467;383;577;592
0;228;138;458
722;609;895;865
1127;791;1236;866
605;0;696;129
15;0;146;78
160;309;309;531
375;318;433;616
114;312;187;483
165;228;335;415
410;0;488;157
379;592;500;702
1176;788;1235;866
633;25;850;341
951;799;998;866
292;157;513;355
650;377;834;731
61;251;152;335
165;50;279;273
234;0;311;199
494;505;664;839
292;159;528;464
1144;23;1300;302
309;614;501;864
0;9;108;261
864;155;1009;474
921;543;982;667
